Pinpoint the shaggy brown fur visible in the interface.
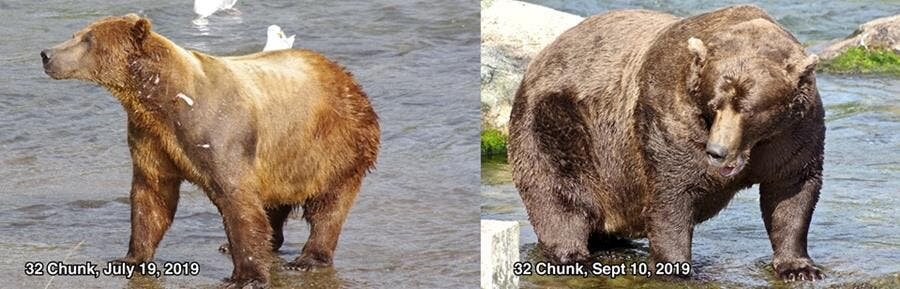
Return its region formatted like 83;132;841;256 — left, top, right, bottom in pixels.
509;5;824;281
42;14;380;287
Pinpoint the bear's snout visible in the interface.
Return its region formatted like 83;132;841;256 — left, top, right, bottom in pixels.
705;143;728;162
41;49;64;79
705;143;746;177
40;49;52;67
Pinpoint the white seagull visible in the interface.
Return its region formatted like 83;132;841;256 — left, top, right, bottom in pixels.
193;0;238;24
263;25;295;51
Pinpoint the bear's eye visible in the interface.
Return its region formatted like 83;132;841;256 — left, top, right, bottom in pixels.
82;32;93;44
701;114;712;130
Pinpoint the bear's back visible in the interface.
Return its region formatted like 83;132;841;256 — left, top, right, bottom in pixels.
520;9;680;105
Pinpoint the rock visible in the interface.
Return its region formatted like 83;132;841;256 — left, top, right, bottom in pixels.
814;14;900;61
481;0;583;134
480;220;520;289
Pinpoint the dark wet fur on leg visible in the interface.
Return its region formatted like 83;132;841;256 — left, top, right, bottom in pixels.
218;205;293;254
283;177;361;271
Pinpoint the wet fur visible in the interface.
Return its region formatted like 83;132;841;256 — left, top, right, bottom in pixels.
509;5;824;280
43;15;379;286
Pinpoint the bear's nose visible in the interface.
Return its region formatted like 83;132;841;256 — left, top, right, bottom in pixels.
40;49;51;66
706;143;728;162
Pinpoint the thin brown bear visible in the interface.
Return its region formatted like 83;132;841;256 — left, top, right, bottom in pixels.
42;14;380;287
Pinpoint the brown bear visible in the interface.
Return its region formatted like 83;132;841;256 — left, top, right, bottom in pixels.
509;5;825;281
41;14;380;287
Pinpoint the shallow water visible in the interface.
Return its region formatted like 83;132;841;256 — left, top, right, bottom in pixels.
0;0;480;288
483;1;900;288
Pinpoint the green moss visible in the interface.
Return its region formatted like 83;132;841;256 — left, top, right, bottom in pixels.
481;129;507;156
820;47;900;75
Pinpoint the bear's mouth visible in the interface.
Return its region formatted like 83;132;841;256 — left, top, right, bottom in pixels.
43;64;64;79
716;155;745;177
44;68;59;79
43;65;72;80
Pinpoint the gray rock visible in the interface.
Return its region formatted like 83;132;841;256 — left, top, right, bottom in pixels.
813;14;900;60
481;0;583;134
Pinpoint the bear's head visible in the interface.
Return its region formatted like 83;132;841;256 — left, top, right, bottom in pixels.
41;14;152;86
685;19;819;177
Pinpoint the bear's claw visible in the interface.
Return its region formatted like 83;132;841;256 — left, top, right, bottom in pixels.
218;243;230;254
544;245;589;265
774;258;825;282
111;256;143;265
283;257;330;272
220;278;265;289
779;267;825;282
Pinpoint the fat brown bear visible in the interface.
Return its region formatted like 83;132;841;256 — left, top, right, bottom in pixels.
41;14;379;287
509;5;825;281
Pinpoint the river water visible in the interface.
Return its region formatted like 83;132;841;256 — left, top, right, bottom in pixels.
481;1;900;288
0;0;480;288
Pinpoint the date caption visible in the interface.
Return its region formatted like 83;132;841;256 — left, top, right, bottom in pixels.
513;261;690;278
24;261;199;279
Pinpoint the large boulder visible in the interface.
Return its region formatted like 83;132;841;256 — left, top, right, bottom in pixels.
481;0;583;134
814;14;900;60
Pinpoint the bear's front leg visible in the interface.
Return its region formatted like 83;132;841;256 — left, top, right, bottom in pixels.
210;185;273;287
120;174;181;263
760;175;824;281
646;193;694;278
119;126;182;264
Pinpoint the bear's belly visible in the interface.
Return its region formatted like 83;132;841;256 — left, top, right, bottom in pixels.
252;147;348;206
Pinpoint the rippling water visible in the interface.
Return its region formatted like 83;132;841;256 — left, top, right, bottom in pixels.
483;1;900;288
0;0;480;288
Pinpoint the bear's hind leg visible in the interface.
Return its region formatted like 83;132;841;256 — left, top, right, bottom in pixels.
218;204;293;254
284;177;361;271
268;204;293;252
513;89;600;264
517;172;595;264
526;192;593;264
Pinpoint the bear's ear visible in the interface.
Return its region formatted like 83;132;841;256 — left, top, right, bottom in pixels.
787;54;819;117
687;37;707;97
687;37;707;62
123;13;141;21
131;18;152;44
790;54;818;83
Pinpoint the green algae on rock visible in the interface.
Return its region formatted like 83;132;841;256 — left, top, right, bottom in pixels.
820;47;900;75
